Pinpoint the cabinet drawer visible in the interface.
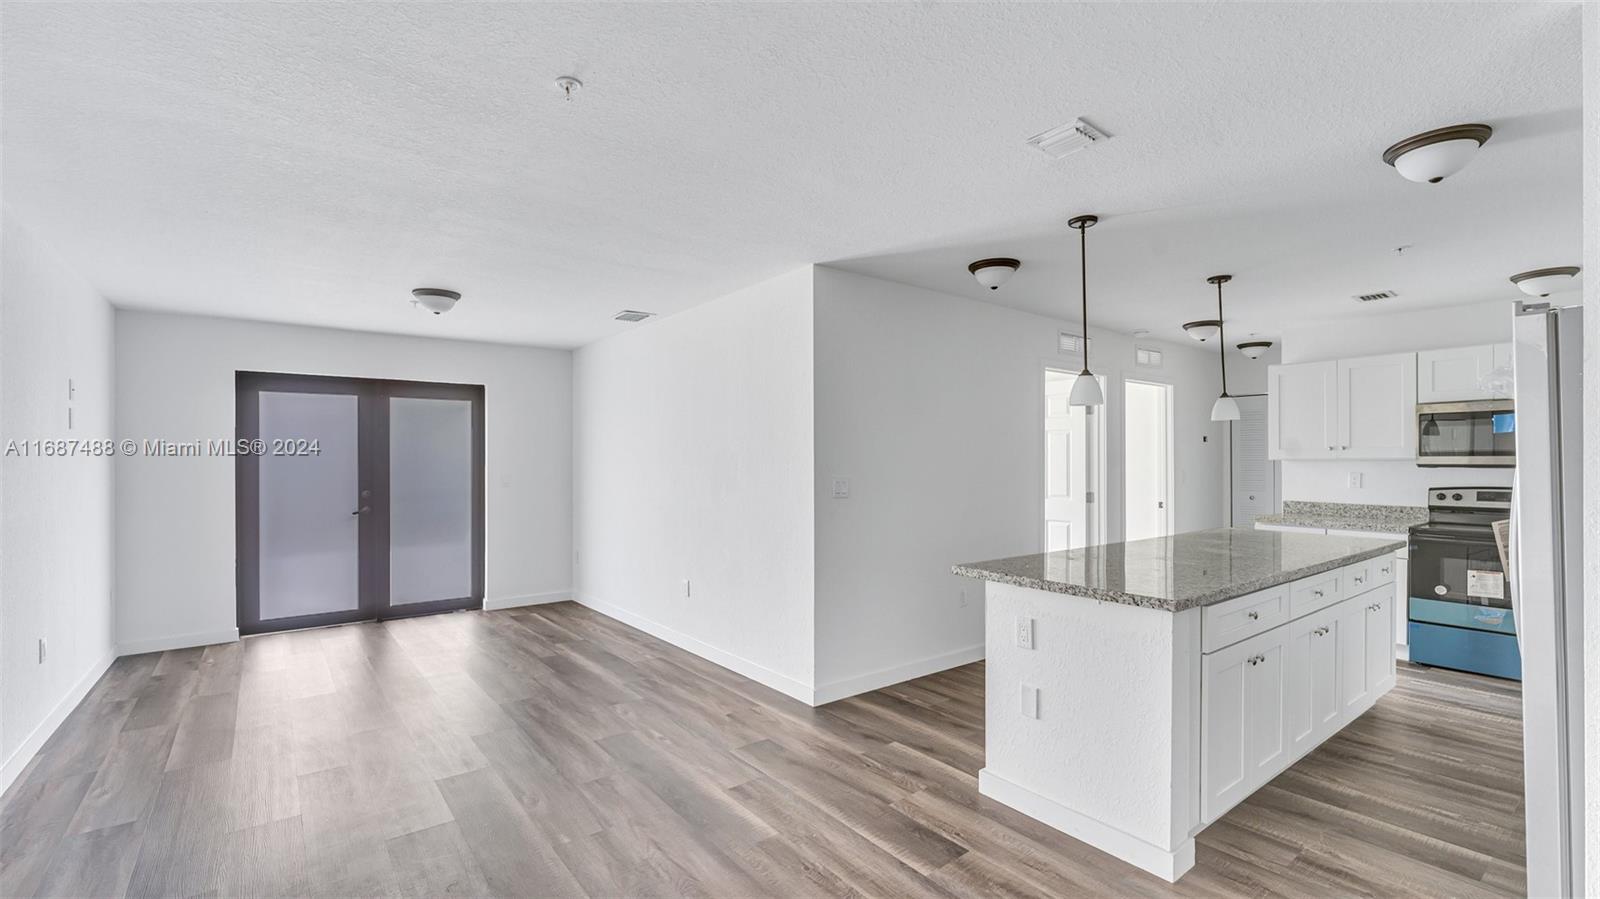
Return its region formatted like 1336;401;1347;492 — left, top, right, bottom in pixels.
1367;554;1397;591
1289;571;1343;619
1203;586;1289;653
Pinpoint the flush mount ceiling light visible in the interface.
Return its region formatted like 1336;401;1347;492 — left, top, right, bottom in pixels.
411;288;460;315
1206;275;1240;422
1382;124;1492;184
967;257;1020;291
1509;266;1581;297
1237;340;1273;360
1182;319;1221;342
1066;215;1104;407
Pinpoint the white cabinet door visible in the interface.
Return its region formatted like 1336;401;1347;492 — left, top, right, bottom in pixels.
1417;345;1495;403
1364;593;1397;695
1336;353;1416;459
1286;608;1340;759
1267;362;1336;459
1490;342;1515;398
1201;626;1289;822
1336;598;1370;717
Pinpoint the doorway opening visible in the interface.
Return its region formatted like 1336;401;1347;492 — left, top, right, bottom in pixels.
1042;368;1105;552
235;372;485;635
1124;379;1174;542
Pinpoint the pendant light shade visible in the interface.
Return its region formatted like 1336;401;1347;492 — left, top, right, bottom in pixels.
1205;274;1238;422
1066;214;1103;407
1069;373;1105;406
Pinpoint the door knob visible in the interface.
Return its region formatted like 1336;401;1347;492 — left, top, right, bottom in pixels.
352;506;370;515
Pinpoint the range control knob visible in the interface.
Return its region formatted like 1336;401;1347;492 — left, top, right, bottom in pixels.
1436;492;1447;500
1452;492;1464;501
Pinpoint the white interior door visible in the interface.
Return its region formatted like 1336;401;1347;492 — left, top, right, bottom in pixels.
1043;370;1092;551
1231;395;1277;525
1124;380;1172;542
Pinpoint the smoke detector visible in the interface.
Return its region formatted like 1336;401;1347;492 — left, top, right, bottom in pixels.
411;288;460;315
613;310;655;322
1026;118;1110;159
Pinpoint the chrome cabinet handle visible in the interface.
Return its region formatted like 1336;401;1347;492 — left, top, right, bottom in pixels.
1247;610;1259;620
1313;589;1324;598
1246;653;1266;666
1354;576;1365;585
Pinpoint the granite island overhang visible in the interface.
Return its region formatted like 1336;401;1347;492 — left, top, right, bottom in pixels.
954;526;1406;882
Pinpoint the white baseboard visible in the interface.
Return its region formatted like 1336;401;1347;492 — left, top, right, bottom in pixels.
117;627;239;656
0;650;115;796
812;643;985;705
574;593;816;705
483;590;570;611
979;768;1195;883
1395;642;1410;662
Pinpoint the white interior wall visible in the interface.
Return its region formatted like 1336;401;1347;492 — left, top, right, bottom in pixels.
114;311;572;653
1278;298;1535;506
0;216;116;792
1581;0;1599;886
811;266;1226;698
572;268;817;702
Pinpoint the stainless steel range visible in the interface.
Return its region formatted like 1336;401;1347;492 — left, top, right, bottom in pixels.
1407;487;1518;679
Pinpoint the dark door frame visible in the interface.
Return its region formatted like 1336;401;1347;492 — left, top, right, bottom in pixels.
235;371;486;636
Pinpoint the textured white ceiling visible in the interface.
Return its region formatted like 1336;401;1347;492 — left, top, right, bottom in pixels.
1;2;1582;348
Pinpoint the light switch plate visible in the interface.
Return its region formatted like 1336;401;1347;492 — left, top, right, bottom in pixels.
1348;472;1363;489
831;478;850;499
1016;616;1034;650
1020;684;1039;719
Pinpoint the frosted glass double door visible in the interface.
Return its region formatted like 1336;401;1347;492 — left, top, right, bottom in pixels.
236;372;484;635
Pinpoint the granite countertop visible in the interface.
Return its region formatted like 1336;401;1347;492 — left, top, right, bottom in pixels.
953;526;1405;612
1253;500;1426;535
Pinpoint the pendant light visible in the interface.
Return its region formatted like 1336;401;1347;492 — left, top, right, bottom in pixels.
1066;215;1104;406
1207;274;1239;421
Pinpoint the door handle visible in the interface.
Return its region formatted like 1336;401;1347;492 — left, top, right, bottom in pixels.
352;506;370;515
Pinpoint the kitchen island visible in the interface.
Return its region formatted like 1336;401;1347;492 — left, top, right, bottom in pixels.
953;527;1404;881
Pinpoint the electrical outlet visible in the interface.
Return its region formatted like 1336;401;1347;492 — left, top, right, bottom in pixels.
1020;684;1040;719
37;638;46;664
1348;472;1363;489
958;588;968;608
682;579;692;598
1015;616;1034;650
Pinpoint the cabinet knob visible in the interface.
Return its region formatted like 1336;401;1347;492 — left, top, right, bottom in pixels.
1313;590;1324;598
1247;610;1259;620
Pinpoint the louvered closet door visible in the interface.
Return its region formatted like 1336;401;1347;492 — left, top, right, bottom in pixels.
1231;395;1276;525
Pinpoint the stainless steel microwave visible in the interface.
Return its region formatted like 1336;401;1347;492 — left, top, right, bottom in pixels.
1416;400;1515;467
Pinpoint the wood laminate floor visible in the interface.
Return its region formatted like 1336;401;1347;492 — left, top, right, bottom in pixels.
1;602;1526;898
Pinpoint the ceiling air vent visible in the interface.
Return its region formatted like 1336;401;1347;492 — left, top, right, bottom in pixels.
1026;118;1110;160
1353;290;1397;303
613;310;656;322
1135;347;1164;368
1058;332;1091;354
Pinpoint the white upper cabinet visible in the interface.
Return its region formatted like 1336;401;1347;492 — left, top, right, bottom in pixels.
1266;361;1336;459
1417;343;1514;402
1267;353;1415;460
1337;353;1417;458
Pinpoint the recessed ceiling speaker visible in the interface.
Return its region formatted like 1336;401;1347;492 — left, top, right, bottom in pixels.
411;288;460;315
1382;124;1492;183
968;258;1020;291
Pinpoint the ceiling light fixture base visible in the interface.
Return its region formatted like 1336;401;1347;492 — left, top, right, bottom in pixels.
1067;214;1099;231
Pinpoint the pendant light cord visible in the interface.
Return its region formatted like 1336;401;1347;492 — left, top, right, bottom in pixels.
1079;225;1090;374
1215;279;1228;396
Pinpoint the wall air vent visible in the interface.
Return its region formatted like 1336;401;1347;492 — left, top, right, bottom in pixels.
1135;347;1164;368
1026;118;1110;160
613;310;656;322
1058;332;1091;354
1353;290;1398;303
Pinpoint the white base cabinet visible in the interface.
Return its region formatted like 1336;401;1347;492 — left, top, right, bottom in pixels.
1198;554;1398;824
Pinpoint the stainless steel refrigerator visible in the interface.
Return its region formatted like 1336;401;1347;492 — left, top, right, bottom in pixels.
1511;300;1584;898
